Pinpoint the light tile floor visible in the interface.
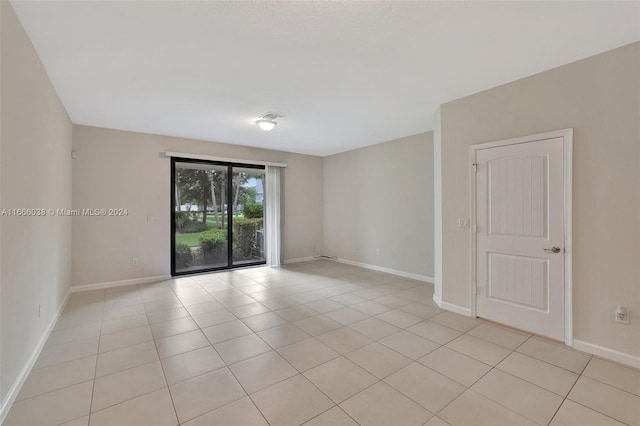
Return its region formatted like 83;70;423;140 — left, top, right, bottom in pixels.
5;260;640;426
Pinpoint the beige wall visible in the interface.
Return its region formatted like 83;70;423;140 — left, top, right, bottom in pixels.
323;133;434;279
437;42;640;357
1;2;73;400
71;125;323;286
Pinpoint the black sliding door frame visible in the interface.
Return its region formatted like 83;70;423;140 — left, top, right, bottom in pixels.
171;157;266;276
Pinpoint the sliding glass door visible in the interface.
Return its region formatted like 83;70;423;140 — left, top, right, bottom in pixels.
171;158;266;275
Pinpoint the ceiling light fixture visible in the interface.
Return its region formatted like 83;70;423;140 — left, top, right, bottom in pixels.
255;113;283;131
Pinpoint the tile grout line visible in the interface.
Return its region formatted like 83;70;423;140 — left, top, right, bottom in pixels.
126;299;630;425
223;355;278;426
87;288;107;425
86;288;167;418
168;273;292;424
288;320;444;423
165;275;237;425
429;333;536;421
301;404;362;426
174;272;400;424
3;266;426;423
508;336;640;415
546;350;597;426
435;333;591;426
557;394;632;426
194;271;321;425
493;340;578;393
143;280;182;426
12;262;639;426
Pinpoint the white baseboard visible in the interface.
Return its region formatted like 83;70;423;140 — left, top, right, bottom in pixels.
573;339;640;369
0;288;71;424
70;275;171;293
433;293;472;317
441;301;472;317
433;293;442;307
332;258;433;283
283;256;316;265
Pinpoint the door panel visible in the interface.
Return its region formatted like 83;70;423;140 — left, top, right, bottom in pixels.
488;156;546;238
488;253;547;311
476;137;565;340
173;161;229;274
232;167;266;267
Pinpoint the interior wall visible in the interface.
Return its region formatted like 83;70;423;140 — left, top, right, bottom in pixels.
71;125;323;286
323;132;434;279
438;42;640;358
0;1;73;401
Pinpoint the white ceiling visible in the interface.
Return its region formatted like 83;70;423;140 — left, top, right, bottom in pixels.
11;1;640;156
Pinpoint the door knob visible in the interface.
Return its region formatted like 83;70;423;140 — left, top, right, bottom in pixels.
544;246;562;253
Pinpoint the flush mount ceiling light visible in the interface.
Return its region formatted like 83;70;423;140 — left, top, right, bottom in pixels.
255;113;283;131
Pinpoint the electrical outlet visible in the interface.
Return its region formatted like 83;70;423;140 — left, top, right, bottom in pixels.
132;257;139;266
376;248;380;255
458;217;470;228
615;306;629;324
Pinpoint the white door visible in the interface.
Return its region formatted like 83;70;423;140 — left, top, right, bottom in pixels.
476;137;565;341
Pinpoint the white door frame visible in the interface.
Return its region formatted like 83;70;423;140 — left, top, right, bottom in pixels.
470;129;573;346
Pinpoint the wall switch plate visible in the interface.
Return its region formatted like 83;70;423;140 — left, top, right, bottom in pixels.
132;257;139;266
615;306;630;324
458;217;470;228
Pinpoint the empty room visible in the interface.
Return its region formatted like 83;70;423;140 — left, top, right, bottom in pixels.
1;1;639;425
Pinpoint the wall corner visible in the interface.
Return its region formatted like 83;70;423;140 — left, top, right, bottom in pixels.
433;107;443;306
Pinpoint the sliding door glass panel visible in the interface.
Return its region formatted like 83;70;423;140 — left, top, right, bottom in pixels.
174;161;229;273
232;167;266;266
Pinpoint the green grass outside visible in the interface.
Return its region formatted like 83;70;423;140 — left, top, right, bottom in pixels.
175;231;220;248
175;213;252;248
